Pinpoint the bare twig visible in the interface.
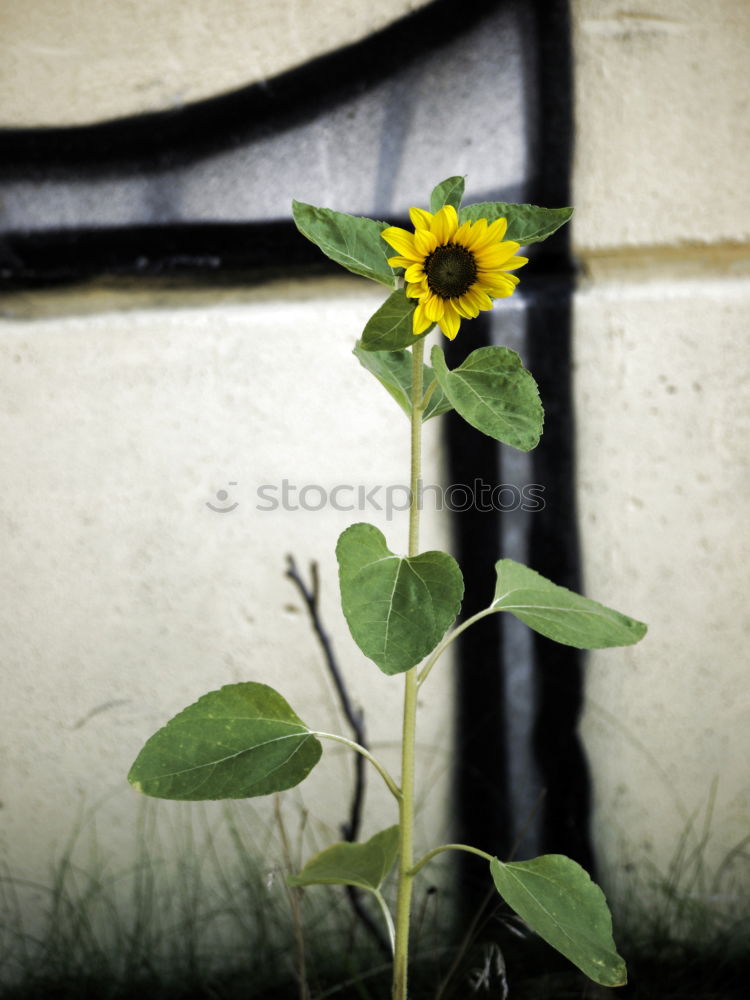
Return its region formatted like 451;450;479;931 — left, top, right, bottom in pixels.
285;556;389;955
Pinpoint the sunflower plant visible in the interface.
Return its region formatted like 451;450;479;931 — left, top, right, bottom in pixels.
128;176;647;999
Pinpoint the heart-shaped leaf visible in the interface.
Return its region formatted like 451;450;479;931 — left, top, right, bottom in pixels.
292;201;397;287
459;202;573;245
430;176;465;213
492;559;647;649
431;345;543;450
360;287;433;352
336;523;464;675
490;855;627;987
128;683;322;800
288;826;399;892
353;342;453;421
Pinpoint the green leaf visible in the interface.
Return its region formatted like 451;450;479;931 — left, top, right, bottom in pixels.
128;683;322;800
336;523;464;676
360;287;433;352
459;202;573;245
292;200;397;288
431;345;543;450
492;559;648;649
490;855;627;987
430;176;465;213
353;342;453;421
288;826;399;892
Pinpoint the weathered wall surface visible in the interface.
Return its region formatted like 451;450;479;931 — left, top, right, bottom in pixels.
0;279;455;911
3;0;748;956
573;0;750;920
0;3;534;938
0;0;429;126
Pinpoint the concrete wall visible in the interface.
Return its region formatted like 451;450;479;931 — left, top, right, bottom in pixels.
0;277;456;937
0;0;426;126
573;0;750;921
0;0;456;937
2;0;532;955
1;0;749;952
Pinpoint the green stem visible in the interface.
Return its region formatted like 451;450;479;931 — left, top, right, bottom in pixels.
416;606;496;687
420;377;438;412
409;842;493;878
392;335;426;1000
374;888;397;956
314;732;401;801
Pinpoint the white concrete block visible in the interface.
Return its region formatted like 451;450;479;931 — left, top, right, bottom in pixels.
0;0;430;127
574;277;750;915
0;279;455;912
572;0;750;250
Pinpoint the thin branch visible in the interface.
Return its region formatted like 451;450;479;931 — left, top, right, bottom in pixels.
286;555;368;840
285;555;390;955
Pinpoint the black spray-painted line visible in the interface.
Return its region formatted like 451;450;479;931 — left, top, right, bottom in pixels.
1;0;537;286
446;0;589;914
0;0;508;170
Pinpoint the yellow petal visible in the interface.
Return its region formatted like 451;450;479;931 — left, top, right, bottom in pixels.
485;217;508;242
476;241;513;260
485;277;517;298
453;220;473;246
460;288;486;316
405;280;427;298
431;205;459;244
414;228;438;256
477;269;519;287
501;255;529;271
474;253;510;272
481;239;521;258
465;287;494;312
404;263;426;283
461;218;487;248
439;304;461;340
409;207;433;230
471;224;513;255
424;293;445;322
387;255;413;268
453;296;477;319
381;226;418;258
413;302;432;335
470;218;509;251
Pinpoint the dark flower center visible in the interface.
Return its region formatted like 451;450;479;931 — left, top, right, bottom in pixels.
424;243;478;299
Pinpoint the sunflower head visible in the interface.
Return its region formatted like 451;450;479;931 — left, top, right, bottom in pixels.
381;204;528;340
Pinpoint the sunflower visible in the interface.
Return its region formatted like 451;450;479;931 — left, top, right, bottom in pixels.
381;204;528;340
